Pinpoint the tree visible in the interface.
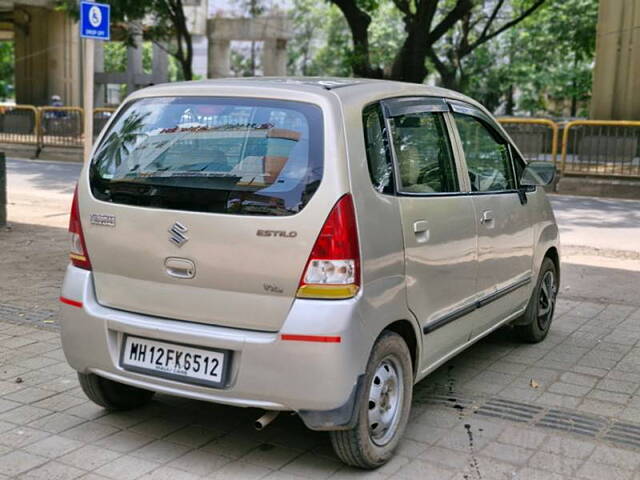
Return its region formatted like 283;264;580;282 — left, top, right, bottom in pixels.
57;0;194;80
457;0;598;116
428;0;546;91
328;0;546;84
0;41;14;100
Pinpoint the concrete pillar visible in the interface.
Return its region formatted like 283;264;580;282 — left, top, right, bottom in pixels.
126;26;143;94
208;39;230;78
152;42;169;84
14;6;49;105
262;39;287;76
13;6;81;106
94;41;105;107
591;0;640;120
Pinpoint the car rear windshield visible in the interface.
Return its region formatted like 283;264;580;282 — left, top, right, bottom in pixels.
89;97;323;216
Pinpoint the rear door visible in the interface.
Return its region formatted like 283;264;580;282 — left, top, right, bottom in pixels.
449;101;534;336
381;98;478;369
81;96;329;332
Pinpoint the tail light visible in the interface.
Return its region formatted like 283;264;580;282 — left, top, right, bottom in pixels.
69;186;92;270
297;194;360;299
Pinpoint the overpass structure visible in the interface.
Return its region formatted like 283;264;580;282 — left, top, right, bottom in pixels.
591;0;640;120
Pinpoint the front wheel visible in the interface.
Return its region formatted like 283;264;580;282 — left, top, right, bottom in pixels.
330;331;413;469
515;257;558;343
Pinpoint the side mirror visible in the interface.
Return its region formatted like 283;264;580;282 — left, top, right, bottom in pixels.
520;161;556;187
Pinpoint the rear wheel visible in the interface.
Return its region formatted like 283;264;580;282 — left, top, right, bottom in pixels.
330;331;413;469
78;373;154;410
515;257;558;343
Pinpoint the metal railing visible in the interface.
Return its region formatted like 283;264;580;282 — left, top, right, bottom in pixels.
93;107;116;138
498;117;559;165
39;107;84;147
561;120;640;178
0;105;39;145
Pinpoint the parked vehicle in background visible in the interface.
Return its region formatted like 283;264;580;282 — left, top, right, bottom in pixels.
59;77;560;469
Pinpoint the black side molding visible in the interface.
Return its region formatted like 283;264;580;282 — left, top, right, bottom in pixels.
423;276;532;335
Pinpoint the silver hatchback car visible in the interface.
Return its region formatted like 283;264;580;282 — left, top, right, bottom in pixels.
60;77;559;468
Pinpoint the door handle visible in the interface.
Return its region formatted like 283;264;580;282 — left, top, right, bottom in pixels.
413;220;428;233
412;220;430;243
480;210;494;224
165;257;196;279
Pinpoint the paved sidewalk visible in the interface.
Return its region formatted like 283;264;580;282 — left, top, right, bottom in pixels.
0;297;639;479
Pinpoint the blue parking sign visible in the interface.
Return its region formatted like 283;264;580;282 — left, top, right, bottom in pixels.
80;2;110;41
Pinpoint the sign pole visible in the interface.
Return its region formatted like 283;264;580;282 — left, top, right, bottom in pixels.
80;0;109;163
83;35;94;163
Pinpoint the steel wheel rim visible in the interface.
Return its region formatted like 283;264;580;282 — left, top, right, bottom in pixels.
367;355;404;446
537;270;556;330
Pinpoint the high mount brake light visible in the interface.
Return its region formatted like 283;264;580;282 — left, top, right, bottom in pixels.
69;186;92;270
297;194;360;300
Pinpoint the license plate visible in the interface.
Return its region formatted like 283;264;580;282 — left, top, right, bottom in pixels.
120;336;228;388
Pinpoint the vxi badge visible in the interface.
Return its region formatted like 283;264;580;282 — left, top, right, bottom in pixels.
169;222;189;247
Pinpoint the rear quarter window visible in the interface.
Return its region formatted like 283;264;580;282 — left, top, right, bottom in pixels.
90;97;323;216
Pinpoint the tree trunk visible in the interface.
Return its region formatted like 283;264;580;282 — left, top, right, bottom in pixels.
330;0;382;78
390;24;429;83
506;85;515;115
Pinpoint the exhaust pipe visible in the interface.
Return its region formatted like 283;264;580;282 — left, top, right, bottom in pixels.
255;410;279;431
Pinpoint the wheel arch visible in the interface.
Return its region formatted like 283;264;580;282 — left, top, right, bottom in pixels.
381;319;419;379
544;246;560;286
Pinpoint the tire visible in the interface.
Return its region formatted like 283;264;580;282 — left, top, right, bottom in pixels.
78;372;154;410
515;257;558;343
330;331;413;469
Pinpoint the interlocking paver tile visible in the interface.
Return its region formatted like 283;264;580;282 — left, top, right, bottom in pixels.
590;445;640;470
279;452;342;479
93;430;155;453
59;420;119;443
58;444;122;470
28;412;87;434
167;449;233;476
241;443;303;470
19;460;85;480
93;455;159;480
24;434;83;459
0;449;48;477
130;439;191;464
137;466;201;480
481;441;534;466
528;451;583;476
497;426;547;450
162;424;224;447
394;458;456;479
577;461;633;480
0;425;50;448
0;405;52;425
516;467;568;480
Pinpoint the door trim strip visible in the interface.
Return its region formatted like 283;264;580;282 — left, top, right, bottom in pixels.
422;275;532;334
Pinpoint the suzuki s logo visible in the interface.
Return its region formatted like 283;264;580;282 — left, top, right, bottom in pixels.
168;222;189;247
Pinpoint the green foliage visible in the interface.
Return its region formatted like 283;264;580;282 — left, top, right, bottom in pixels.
0;41;14;100
459;0;598;116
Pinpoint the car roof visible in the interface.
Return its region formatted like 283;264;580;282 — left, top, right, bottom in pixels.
133;76;485;110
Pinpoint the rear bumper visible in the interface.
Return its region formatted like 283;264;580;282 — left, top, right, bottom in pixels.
59;265;370;428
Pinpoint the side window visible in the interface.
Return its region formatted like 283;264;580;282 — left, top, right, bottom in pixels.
454;113;516;192
363;104;394;194
388;112;459;194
